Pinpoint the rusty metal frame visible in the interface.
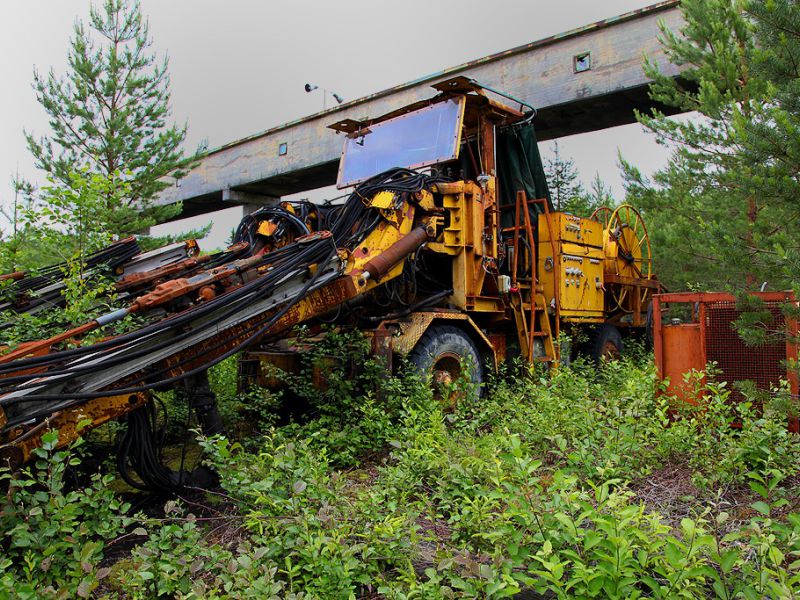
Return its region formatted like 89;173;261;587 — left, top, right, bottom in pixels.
654;290;799;375
653;291;799;432
503;191;559;363
0;392;150;470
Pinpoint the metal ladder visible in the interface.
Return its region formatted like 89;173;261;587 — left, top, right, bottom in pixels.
501;191;557;364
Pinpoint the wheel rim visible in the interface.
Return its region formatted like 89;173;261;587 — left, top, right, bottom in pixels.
590;206;613;228
430;352;464;408
601;339;621;360
607;204;652;280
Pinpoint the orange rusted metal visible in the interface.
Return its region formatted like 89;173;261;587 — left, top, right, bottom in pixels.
370;325;394;371
198;286;217;302
130;254;263;312
116;254;213;292
658;321;705;404
363;227;430;281
485;333;507;365
0;320;97;366
0;392;150;470
0;272;24;282
653;291;799;432
160;277;361;380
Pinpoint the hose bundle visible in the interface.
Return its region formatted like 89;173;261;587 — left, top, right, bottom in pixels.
0;237;141;314
0;168;445;431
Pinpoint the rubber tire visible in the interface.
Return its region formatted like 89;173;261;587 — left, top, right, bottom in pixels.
589;323;623;364
408;325;483;395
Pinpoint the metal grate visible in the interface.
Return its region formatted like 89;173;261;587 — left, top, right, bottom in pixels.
704;300;787;401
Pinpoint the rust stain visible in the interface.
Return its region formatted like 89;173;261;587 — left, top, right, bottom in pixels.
0;392;149;470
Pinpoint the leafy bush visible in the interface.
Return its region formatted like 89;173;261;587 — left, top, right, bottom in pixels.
113;500;288;599
6;353;800;598
0;432;135;599
263;327;422;466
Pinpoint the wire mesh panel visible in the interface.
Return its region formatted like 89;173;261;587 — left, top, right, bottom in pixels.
704;299;788;402
655;291;798;431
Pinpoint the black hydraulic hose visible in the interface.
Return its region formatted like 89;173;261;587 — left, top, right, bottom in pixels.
0;240;332;393
0;167;449;424
2;169;440;380
117;404;177;492
0;241;340;419
0;170;427;384
0;241;309;375
233;205;311;249
99;246;335;387
5;237;140;296
359;289;453;323
2;278;331;426
0;269;307;395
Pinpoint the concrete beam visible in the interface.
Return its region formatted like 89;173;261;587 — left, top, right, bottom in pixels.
221;188;279;206
158;1;684;219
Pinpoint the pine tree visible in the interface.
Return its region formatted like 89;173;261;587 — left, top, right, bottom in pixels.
627;0;800;291
24;0;197;237
584;172;614;214
544;141;589;215
543;142;613;217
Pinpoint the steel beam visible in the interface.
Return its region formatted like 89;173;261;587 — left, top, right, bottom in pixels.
158;1;684;219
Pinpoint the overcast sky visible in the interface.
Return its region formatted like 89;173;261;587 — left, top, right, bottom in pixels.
0;0;674;249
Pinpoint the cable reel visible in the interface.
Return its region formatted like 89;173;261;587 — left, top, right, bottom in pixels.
591;204;653;313
590;205;613;230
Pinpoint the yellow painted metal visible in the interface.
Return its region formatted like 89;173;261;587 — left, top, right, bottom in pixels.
599;204;655;321
557;245;605;320
367;190;397;209
257;220;278;237
346;204;415;292
538;212;606;322
426;177;503;313
382;310;499;368
534;292;557;361
538;212;603;248
603;204;652;281
0;392;150;470
414;189;437;211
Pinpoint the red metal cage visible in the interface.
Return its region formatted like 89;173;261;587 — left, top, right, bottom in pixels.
653;291;798;431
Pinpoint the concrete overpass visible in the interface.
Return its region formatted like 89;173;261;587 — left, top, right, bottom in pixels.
159;0;684;219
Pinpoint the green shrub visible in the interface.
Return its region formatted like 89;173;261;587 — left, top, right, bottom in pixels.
0;432;135;599
6;352;800;598
113;501;288;599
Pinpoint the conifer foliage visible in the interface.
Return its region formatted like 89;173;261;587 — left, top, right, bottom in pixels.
545;141;586;213
544;142;611;217
627;0;800;290
25;0;197;235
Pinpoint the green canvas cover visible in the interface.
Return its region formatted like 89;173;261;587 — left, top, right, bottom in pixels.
496;123;552;228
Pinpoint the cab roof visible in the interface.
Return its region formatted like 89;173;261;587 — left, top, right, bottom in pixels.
328;76;526;138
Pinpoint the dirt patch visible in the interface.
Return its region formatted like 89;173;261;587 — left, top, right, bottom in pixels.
629;460;701;526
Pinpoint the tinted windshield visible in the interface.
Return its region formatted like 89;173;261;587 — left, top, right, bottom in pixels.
336;97;465;188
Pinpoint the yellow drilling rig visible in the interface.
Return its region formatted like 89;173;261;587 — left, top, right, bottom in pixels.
0;77;657;490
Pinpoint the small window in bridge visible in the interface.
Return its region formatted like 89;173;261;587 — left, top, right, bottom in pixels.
574;52;592;73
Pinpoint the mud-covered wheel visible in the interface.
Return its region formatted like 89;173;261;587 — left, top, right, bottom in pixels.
408;325;483;406
588;324;623;363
